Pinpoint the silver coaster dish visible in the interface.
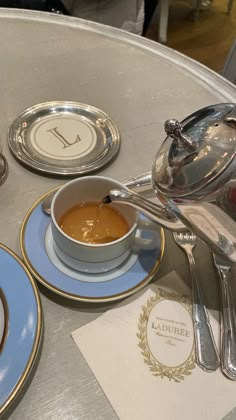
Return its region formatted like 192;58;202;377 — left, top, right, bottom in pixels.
8;101;121;176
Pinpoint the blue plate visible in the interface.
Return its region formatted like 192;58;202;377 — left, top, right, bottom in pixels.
0;244;42;416
20;189;165;303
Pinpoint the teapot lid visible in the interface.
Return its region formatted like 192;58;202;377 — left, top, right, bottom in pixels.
153;103;236;199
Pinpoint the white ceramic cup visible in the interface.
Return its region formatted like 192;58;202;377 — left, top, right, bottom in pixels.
51;176;158;273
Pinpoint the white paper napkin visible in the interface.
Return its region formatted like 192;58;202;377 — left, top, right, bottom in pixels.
71;271;236;420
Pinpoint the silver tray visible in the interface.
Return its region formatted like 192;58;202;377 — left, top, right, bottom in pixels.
8;101;121;176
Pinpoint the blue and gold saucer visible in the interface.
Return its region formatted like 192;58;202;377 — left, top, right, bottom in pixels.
0;244;42;416
20;189;165;303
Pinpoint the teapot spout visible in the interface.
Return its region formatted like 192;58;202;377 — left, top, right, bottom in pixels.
122;171;152;193
103;189;186;232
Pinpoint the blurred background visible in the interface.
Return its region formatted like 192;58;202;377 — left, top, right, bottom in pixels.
0;0;234;76
146;0;235;73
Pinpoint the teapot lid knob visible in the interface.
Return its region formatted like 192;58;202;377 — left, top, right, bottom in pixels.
153;103;236;199
164;119;197;151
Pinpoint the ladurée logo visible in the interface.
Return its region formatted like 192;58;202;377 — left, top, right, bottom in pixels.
137;288;195;382
152;317;191;343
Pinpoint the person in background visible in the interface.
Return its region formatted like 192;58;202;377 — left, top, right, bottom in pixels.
0;0;158;36
67;0;159;36
64;0;145;35
0;0;69;14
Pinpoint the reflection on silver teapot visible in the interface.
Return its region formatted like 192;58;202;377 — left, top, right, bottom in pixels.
104;103;236;262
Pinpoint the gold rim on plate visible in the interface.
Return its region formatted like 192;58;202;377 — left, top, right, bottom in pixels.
0;243;42;416
0;288;9;354
20;188;165;303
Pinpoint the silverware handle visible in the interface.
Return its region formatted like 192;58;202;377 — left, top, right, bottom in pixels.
187;251;220;371
218;266;236;379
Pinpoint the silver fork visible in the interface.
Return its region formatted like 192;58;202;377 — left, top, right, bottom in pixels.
173;231;220;371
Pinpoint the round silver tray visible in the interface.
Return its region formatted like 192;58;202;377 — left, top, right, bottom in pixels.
8;101;121;176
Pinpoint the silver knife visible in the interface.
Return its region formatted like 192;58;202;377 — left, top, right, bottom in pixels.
213;253;236;380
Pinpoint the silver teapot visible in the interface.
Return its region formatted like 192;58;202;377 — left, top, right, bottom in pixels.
104;103;236;262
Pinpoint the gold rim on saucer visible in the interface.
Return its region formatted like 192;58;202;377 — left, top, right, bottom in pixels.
20;189;165;303
0;243;43;416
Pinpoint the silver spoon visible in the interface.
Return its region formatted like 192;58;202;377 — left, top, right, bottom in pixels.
41;172;154;216
42;190;58;215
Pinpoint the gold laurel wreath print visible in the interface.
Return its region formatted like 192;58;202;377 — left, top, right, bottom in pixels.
137;288;195;383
